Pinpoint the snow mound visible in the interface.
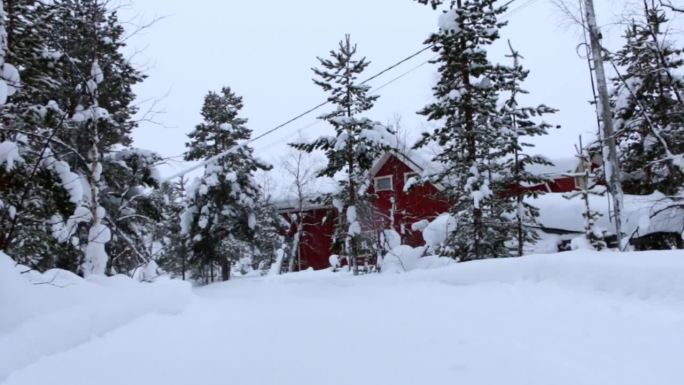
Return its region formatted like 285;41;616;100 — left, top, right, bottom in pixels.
0;252;193;381
380;245;454;273
401;250;684;302
381;245;426;273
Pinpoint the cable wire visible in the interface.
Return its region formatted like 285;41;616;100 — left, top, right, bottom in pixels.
163;0;533;181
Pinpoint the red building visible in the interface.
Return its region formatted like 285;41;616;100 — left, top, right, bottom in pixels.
279;151;579;271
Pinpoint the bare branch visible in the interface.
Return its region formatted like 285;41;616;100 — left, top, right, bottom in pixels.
660;0;684;13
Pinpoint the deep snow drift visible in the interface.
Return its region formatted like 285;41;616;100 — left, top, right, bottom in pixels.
2;250;684;385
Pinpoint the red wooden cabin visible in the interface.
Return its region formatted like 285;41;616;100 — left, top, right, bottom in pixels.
279;151;579;271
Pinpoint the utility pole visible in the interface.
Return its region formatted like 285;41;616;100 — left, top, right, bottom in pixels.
583;0;625;250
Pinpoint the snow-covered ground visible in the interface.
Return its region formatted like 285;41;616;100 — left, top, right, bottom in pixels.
2;250;684;385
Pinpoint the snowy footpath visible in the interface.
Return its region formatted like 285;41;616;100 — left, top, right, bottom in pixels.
2;250;684;385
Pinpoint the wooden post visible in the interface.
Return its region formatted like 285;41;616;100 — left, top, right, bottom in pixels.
583;0;626;249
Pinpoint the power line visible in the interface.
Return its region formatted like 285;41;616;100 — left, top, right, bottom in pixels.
249;0;531;146
370;56;436;95
161;47;435;182
253;56;437;154
163;0;532;182
251;45;434;144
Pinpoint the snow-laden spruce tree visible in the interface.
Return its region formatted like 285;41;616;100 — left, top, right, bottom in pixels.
0;0;77;269
415;0;512;261
611;2;684;196
564;144;607;251
0;0;23;251
183;87;270;282
251;192;286;273
155;177;190;280
496;43;557;256
291;35;393;274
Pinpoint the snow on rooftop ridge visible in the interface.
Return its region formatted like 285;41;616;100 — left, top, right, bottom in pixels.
525;157;579;177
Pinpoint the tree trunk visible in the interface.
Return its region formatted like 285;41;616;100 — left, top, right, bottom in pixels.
221;255;231;281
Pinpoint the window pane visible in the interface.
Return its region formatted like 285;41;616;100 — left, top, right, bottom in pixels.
375;176;392;191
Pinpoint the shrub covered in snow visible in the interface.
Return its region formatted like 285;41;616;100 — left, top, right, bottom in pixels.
421;213;457;254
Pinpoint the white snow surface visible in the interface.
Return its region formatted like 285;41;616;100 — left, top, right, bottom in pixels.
2;250;684;384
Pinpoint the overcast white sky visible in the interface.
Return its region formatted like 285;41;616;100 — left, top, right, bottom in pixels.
120;0;682;177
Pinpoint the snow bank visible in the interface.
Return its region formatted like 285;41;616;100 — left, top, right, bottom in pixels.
0;252;193;381
400;250;684;302
3;249;684;385
267;248;684;304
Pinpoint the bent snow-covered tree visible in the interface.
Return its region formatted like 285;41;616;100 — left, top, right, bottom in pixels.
291;35;393;274
183;87;269;282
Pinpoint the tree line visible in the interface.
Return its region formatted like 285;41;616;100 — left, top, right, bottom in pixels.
1;0;682;283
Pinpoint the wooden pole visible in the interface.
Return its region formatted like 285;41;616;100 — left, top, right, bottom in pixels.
583;0;626;249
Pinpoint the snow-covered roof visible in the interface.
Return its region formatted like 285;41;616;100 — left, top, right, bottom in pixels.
369;151;423;178
368;149;447;191
525;157;579;177
531;192;684;237
273;195;329;213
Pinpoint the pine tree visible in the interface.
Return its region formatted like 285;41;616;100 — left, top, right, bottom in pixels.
182;87;269;282
611;1;684;196
565;142;607;250
154;178;189;279
251;193;285;273
291;35;393;274
415;0;444;9
415;0;511;261
0;0;78;269
496;42;557;256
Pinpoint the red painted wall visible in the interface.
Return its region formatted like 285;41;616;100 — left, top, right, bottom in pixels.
282;207;336;271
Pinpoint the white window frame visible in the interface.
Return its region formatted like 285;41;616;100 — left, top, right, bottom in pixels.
404;172;419;185
374;175;393;192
